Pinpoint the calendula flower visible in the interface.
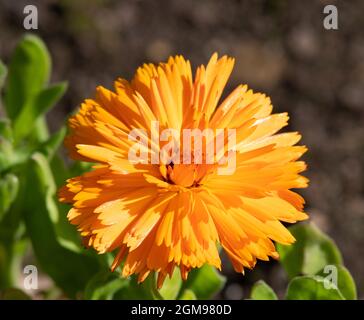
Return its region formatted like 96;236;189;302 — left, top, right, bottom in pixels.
59;53;308;288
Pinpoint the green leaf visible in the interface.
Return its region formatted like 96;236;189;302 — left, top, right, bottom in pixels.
70;161;95;176
47;154;88;254
179;289;197;300
0;140;13;172
37;126;67;160
0;138;33;173
317;265;357;300
27;150;81;253
4;34;50;120
159;268;182;300
286;275;344;300
0;60;7;90
0;119;12;140
0;174;19;221
13;82;67;142
181;265;226;299
23;152;101;298
113;276;155;300
54;203;85;254
277;223;342;279
250;280;278;300
0;120;34;172
0;120;15;172
84;272;129;300
0;239;27;290
1;288;31;300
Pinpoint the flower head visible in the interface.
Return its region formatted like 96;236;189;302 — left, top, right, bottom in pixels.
59;53;308;287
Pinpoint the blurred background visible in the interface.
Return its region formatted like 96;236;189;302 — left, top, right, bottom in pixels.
0;0;363;299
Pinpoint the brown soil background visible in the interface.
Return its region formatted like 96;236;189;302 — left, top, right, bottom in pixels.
1;0;363;299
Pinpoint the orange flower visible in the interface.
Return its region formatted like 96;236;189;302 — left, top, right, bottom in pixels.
59;53;308;288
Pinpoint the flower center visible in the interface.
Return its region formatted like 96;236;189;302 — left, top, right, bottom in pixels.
159;163;216;188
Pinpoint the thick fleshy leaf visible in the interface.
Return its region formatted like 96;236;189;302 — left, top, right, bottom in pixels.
0;120;33;172
159;268;182;300
179;289;197;300
47;151;91;253
37;127;67;160
277;223;342;279
30;151;82;253
317;265;357;300
286;275;344;300
13;82;67;142
5;34;51;120
250;280;278;300
23;152;100;297
84;272;129;300
0;119;12;141
0;120;14;172
0;173;19;221
181;265;226;299
4;34;50;120
0;239;27;289
113;276;155;300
